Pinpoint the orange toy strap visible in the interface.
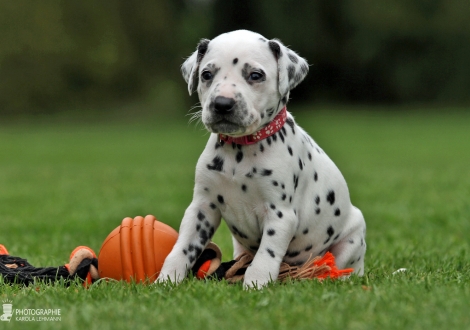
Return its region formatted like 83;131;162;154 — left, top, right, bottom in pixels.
313;252;354;279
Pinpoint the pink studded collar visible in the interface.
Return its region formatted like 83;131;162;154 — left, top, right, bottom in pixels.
218;107;287;145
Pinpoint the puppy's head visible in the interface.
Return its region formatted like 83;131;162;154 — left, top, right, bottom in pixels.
182;30;308;137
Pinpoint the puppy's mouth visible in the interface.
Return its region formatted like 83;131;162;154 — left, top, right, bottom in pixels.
208;119;246;135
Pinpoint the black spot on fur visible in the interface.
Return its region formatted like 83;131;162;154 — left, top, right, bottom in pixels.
315;207;321;214
199;229;209;245
303;228;309;235
268;41;282;59
308;152;312;161
259;143;264;152
327;226;335;237
315;195;320;205
277;211;283;218
272;134;277;142
215;140;225;149
266;248;275;258
286;118;295;134
267;229;276;236
287;65;295;81
305;245;313;252
232;225;248;239
272;180;279;186
334;208;341;216
210;203;216;209
236;151;244;163
261;169;273;176
281;127;287;136
183;249;187;255
349;239;355;244
266;108;275;117
266;136;272;146
196;224;201;231
326;190;335;205
197;211;205;221
293;174;299;191
298;158;303;170
287;146;293;156
281;193;287;201
286;250;300;258
279;131;285;143
197;39;210;62
288;52;299;64
270;204;276;210
242;184;247;192
334;234;340;240
314;171;318;182
259;38;267;42
207;156;224;172
217;195;224;204
233;58;238;65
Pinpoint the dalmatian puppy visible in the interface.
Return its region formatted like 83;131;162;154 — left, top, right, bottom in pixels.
157;30;366;289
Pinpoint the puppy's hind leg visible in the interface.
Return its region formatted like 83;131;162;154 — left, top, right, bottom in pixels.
232;235;251;259
329;206;367;275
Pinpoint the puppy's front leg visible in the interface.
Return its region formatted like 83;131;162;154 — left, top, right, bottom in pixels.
156;200;221;284
243;207;297;289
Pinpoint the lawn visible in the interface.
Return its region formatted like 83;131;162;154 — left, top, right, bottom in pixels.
0;105;469;329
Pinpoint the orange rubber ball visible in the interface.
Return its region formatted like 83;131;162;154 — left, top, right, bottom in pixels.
98;215;178;283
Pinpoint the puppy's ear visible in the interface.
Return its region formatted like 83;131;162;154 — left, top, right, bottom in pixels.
181;38;210;95
268;39;309;98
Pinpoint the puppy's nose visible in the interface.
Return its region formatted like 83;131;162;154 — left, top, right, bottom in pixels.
214;96;236;115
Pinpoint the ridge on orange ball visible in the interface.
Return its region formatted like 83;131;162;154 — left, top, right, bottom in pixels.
98;215;178;283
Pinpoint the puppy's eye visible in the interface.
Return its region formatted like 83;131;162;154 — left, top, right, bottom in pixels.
249;72;263;81
201;71;213;80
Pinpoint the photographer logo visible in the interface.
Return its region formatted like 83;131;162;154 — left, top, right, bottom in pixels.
1;300;13;322
1;299;61;322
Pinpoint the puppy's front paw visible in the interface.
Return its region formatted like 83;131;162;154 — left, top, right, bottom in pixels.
155;257;188;285
243;263;277;290
155;268;186;284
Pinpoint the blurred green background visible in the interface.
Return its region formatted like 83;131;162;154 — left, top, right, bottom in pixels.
1;0;469;117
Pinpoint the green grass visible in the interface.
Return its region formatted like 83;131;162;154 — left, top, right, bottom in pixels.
0;106;469;329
